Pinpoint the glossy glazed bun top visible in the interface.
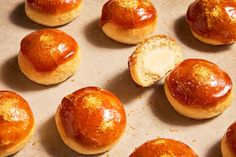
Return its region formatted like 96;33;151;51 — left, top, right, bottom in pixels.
58;87;126;149
226;121;236;154
0;91;34;149
101;0;157;28
129;138;198;157
187;0;236;44
166;59;232;107
26;0;82;14
20;29;78;72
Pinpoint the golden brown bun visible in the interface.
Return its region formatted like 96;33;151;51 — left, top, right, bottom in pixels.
186;0;236;45
55;86;126;155
128;35;183;87
18;29;80;85
0;91;35;157
129;138;198;157
25;0;82;26
164;59;233;119
221;121;236;157
100;0;157;44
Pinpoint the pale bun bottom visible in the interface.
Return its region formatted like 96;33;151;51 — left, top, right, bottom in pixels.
55;108;124;155
190;29;233;45
102;21;156;45
25;2;82;27
0;123;35;157
221;134;236;157
18;51;80;85
164;82;233;119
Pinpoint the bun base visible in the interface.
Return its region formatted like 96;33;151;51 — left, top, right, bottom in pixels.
0;123;35;157
25;1;82;27
101;20;157;45
55;108;124;155
164;81;233;119
190;29;233;45
221;134;235;157
18;51;80;85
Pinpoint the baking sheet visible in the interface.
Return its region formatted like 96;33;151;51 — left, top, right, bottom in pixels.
0;0;236;156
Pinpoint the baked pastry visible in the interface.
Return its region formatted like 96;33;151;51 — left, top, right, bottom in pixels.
25;0;82;26
186;0;236;45
0;91;35;157
129;138;198;157
164;59;233;119
128;35;183;87
100;0;157;44
221;121;236;157
55;86;126;154
18;29;80;85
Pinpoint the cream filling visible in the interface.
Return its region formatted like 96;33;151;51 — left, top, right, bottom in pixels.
142;47;176;78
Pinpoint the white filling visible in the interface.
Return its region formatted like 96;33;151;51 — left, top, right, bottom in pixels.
142;46;176;77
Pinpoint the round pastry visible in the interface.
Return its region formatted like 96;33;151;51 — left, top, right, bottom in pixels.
55;86;126;155
164;59;233;119
186;0;236;45
100;0;157;44
0;91;35;157
221;121;236;157
129;138;198;157
128;35;183;87
25;0;82;26
18;29;80;85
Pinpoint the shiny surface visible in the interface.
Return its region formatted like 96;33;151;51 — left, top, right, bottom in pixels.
26;0;81;14
167;59;232;107
129;138;198;157
101;0;157;28
187;0;236;44
0;91;34;150
226;121;236;154
59;87;126;148
20;29;78;72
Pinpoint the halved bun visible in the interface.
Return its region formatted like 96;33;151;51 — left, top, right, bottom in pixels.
128;35;183;87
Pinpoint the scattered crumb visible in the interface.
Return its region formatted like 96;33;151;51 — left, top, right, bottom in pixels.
146;132;149;136
127;113;130;116
106;79;110;83
98;72;101;75
192;139;196;143
71;79;75;82
138;96;142;99
32;142;36;146
129;126;135;130
106;154;110;157
169;128;178;133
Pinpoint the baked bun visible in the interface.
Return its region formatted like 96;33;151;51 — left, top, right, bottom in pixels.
186;0;236;45
25;0;82;26
18;29;80;85
129;138;198;157
55;86;126;155
128;35;183;87
164;59;233;119
0;91;35;157
221;121;236;157
100;0;157;44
